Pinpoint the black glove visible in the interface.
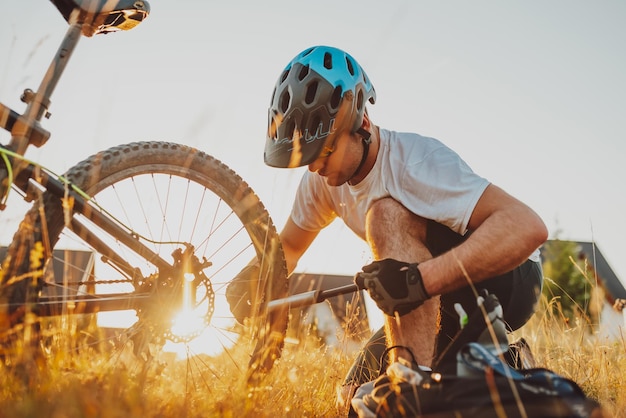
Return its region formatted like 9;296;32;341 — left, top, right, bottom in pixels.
354;259;429;317
226;262;259;324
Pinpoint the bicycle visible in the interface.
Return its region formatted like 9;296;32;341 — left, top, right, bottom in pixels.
0;0;289;384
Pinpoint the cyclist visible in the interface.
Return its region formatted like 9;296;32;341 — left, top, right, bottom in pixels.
233;45;547;405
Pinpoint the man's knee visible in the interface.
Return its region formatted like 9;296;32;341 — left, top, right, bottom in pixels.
366;198;429;258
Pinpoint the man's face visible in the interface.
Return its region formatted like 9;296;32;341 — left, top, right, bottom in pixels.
307;131;362;187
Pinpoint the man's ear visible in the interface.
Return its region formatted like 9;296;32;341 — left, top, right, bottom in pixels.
356;110;372;142
361;110;371;130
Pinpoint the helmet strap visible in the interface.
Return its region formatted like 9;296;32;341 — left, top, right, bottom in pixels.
348;127;372;185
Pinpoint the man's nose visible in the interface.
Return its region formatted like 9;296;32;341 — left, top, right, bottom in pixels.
308;158;323;173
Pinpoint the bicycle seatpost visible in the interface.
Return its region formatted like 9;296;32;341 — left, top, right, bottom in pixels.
0;22;82;203
8;23;82;153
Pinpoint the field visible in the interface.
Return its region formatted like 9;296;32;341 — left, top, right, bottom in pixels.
0;297;625;418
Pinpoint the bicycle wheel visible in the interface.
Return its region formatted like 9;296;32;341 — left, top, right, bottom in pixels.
0;141;289;382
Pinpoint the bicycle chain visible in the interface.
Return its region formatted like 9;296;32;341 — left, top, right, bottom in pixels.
44;278;134;287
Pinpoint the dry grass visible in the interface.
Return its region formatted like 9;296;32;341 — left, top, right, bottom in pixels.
0;324;354;418
510;297;626;418
0;300;625;418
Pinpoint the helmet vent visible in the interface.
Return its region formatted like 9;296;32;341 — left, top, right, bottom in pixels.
323;52;333;69
305;81;318;105
346;57;355;76
330;86;342;109
280;69;290;84
356;89;364;111
279;91;291;113
298;65;310;81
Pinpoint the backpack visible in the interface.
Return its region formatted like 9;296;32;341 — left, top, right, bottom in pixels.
349;292;602;418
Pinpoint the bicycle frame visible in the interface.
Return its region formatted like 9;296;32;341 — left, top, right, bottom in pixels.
0;1;188;316
0;1;292;386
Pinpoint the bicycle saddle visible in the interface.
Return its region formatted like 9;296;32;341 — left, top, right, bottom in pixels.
50;0;150;36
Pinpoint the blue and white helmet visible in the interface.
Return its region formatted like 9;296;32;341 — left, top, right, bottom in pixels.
264;46;376;168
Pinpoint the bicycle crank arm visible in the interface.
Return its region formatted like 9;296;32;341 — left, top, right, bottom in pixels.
266;283;359;311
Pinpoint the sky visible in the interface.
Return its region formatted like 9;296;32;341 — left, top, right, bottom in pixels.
1;0;625;289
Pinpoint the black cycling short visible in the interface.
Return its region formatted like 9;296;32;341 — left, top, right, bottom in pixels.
342;220;544;386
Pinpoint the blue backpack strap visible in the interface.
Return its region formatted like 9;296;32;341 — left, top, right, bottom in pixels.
457;342;525;379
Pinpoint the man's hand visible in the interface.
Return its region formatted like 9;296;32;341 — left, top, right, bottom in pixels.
354;259;429;316
226;262;259;324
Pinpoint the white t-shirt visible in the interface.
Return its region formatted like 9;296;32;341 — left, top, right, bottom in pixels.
291;128;490;240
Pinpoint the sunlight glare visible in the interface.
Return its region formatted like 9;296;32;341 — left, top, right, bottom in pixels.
165;294;238;359
169;308;206;340
163;324;237;360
